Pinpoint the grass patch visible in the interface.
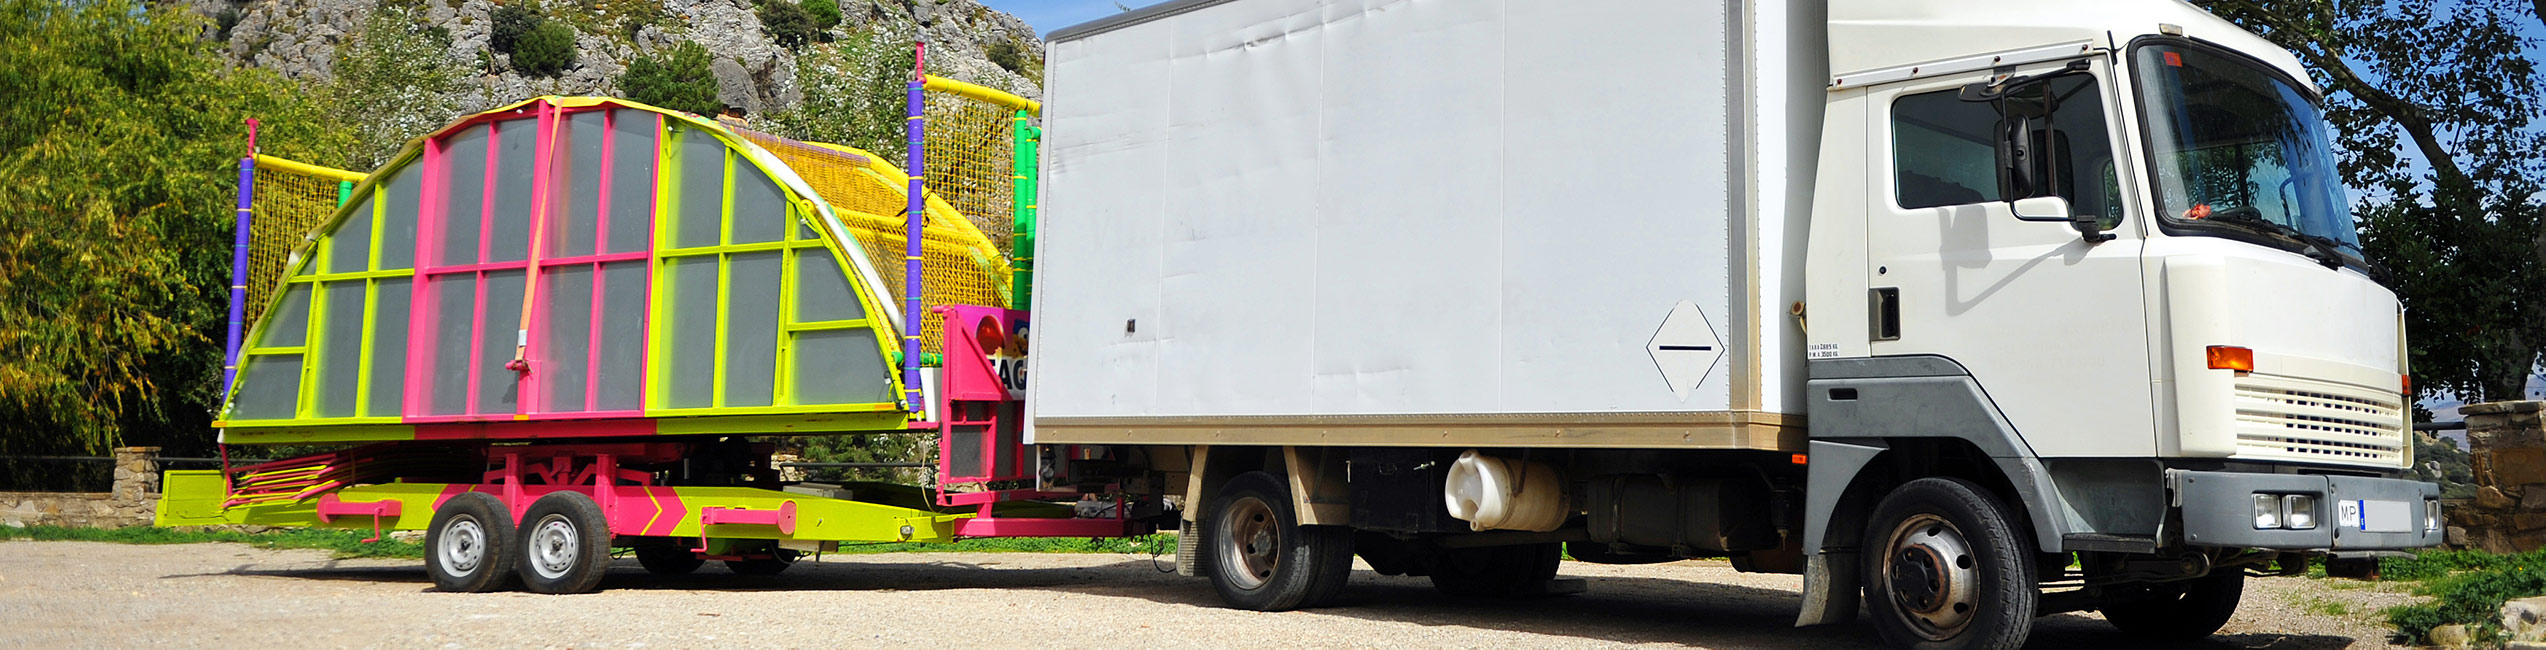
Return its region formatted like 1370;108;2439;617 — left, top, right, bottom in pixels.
2379;548;2546;645
1;524;424;559
3;524;1178;559
2299;596;2352;617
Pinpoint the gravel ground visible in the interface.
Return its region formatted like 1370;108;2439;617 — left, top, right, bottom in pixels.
0;540;2421;649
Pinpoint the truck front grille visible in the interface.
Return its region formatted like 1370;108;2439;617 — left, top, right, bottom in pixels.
2232;374;2405;467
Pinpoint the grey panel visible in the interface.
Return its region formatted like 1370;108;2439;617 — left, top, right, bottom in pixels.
1809;355;1969;380
426;277;476;415
259;284;313;347
1804;362;2071;553
728;165;787;244
604;109;657;254
666;256;719;408
723;251;782;407
475;269;525;414
438;125;489;266
676;130;725;248
378;165;421;270
793;250;864;322
540;264;595;412
1802;438;1888;552
326;193;374;273
2044;460;2165;538
791;328;891;405
550;111;606;258
365;276;411;417
486;121;537;263
948;425;987;477
315;281;367;418
233;354;302;420
595;261;648;411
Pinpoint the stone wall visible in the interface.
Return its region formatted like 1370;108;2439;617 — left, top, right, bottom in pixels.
0;448;160;529
2446;402;2546;552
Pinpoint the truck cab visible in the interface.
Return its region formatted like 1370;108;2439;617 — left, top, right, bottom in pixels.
1799;0;2437;645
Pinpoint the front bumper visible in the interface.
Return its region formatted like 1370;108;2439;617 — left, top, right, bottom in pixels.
2174;470;2441;550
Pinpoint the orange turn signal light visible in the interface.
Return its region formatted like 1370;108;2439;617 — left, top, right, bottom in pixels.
1791;454;1809;465
2206;345;2255;372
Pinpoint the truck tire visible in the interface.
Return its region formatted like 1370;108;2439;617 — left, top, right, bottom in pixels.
514;491;613;594
425;492;517;593
1861;477;2037;650
2100;571;2244;640
635;544;705;576
1429;542;1562;597
1203;471;1353;611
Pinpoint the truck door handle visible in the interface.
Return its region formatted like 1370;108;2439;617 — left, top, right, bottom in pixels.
1871;288;1900;341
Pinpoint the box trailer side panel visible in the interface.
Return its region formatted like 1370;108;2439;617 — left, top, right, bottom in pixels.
1031;0;1801;447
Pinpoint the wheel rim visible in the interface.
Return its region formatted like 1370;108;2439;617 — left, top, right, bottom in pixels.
438;516;485;577
1220;496;1280;590
1878;513;1981;641
528;514;580;581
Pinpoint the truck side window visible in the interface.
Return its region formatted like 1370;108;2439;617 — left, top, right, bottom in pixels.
1891;74;2121;228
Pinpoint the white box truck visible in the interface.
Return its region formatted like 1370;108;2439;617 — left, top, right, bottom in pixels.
1026;0;2441;646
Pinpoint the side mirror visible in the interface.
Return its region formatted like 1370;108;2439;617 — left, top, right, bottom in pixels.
1994;115;2035;198
2009;195;2118;243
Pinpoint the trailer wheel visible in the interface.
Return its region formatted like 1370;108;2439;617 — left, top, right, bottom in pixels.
725;546;801;576
2100;571;2243;640
634;544;705;576
425;492;517;593
1429;542;1562;598
514;491;613;594
1203;471;1353;611
1861;477;2037;650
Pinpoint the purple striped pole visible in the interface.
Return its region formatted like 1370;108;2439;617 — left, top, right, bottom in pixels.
902;38;928;413
222;119;259;397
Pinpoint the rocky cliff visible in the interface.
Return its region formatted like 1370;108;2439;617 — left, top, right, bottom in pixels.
187;0;1043;121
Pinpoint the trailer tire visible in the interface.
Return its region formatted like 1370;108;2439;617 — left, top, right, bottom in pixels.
1203;471;1353;611
725;546;801;576
2100;571;2244;641
635;544;705;576
1861;477;2037;650
1429;542;1562;598
425;492;517;593
515;491;613;594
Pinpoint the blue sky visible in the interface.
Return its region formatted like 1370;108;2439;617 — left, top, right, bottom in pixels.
978;0;1172;36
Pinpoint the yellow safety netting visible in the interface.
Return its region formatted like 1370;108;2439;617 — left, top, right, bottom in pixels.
243;156;362;331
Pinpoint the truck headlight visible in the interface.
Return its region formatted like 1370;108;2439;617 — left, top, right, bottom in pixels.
2283;494;2318;530
2254;493;2283;529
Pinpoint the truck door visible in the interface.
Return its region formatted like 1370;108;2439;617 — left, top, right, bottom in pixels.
1863;59;2157;458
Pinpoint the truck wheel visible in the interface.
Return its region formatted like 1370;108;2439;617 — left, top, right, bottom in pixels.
514;491;613;594
1429;542;1562;597
724;547;801;576
635;544;705;576
1861;478;2037;650
1203;471;1353;611
425;492;517;593
2100;571;2244;640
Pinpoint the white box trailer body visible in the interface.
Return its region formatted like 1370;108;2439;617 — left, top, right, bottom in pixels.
1029;0;1825;449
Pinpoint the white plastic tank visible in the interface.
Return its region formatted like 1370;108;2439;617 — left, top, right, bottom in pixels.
1443;450;1567;532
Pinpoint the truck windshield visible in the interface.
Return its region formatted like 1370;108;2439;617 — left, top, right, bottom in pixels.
2133;43;2360;256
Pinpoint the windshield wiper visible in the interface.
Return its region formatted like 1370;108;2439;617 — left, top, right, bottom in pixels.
2204;209;2346;270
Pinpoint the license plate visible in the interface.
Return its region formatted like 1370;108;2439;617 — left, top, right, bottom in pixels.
2337;499;2413;533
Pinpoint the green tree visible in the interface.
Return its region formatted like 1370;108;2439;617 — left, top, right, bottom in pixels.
765;27;915;164
0;0;354;457
511;19;577;77
619;41;722;116
760;1;816;50
331;3;470;166
803;0;842;31
2197;0;2546;403
488;0;541;54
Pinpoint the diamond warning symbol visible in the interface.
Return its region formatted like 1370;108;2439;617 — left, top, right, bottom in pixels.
1647;300;1725;401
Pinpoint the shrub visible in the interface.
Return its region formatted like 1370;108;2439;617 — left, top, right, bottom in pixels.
2385;548;2546;644
985;39;1025;75
511;19;576;77
759;1;815;50
619;41;721;116
487;0;541;54
802;0;841;31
